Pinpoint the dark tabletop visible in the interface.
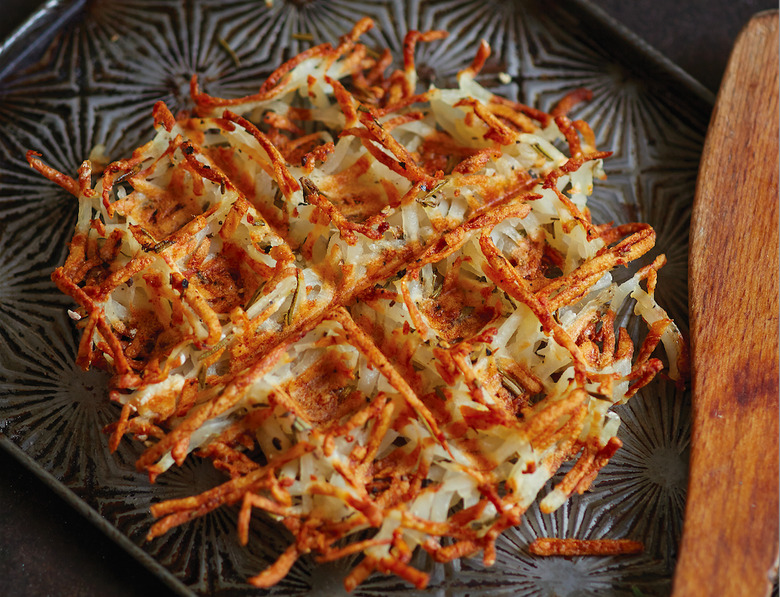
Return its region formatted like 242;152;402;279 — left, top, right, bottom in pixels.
0;1;776;595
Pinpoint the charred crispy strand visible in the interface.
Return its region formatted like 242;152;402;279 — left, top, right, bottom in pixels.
487;102;539;134
539;446;588;505
197;442;260;477
625;358;664;399
192;46;333;110
429;538;482;563
616;327;634;361
331;16;374;69
325;75;359;127
634;318;674;367
266;386;313;427
597;310;617;368
353;396;396;469
598;221;651;245
238;492;293;545
459;39;491;78
455;97;519;146
560;150;612;174
177;278;223;347
75;311;99;369
300;177;387;244
382;69;408;106
248;544;300;588
266;128;328;166
452;147;503;174
97;229;124;263
320;392;391;452
452;353;492;405
390;178;427;208
529;537;643;557
194;406;272;446
555;115;584;158
315;537;393;563
344;556;378;592
447;500;493;531
573;436;623;494
372;91;434;118
218;195;251;239
400;510;470;539
390;529;413;564
108;401;135;452
383;558;429;589
381;111;426;131
365;47;393;87
301;140;336;172
401;29;448;96
264;111;304;136
26;151;79;196
77;161;96;198
221;111;301;197
467;187;538;225
122;417;166;440
550;87;594;118
153;101;177;132
550;439;599;498
57;232;88;279
193;19;375;112
573;119;596;153
258;44;334;96
355;109;440;187
344;127;424;185
488;94;552;128
634;254;667;295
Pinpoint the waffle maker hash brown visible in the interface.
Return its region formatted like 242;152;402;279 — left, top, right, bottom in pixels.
28;18;685;591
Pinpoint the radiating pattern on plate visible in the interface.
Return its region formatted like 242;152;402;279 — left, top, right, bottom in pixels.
0;0;710;595
453;498;673;597
570;381;690;574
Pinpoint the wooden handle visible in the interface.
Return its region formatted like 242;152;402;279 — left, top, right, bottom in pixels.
673;10;779;597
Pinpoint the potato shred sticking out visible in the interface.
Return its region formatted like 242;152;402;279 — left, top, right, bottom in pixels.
29;18;686;591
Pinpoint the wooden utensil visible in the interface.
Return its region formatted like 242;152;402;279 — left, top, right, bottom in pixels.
673;10;779;597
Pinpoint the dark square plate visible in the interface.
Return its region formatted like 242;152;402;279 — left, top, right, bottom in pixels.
0;1;711;595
